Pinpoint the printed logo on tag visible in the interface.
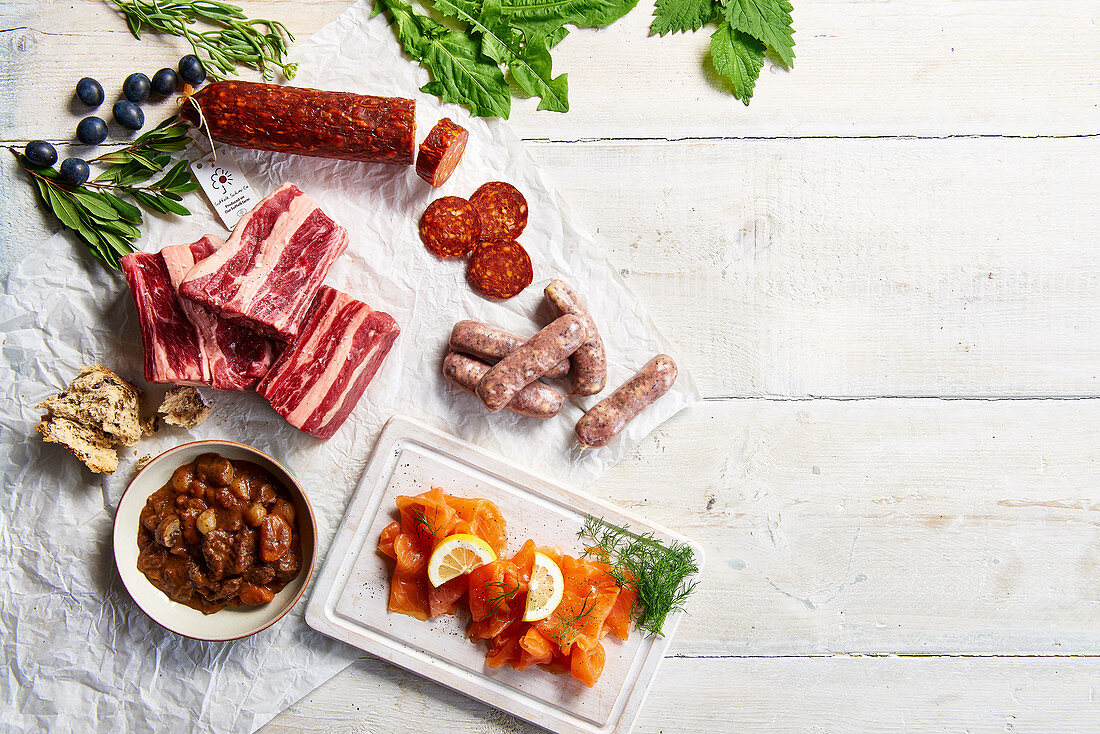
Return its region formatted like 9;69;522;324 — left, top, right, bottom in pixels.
191;151;259;230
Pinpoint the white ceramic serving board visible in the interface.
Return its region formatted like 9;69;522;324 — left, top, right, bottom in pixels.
305;415;704;734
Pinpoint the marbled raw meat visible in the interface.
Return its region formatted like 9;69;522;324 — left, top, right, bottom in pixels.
256;286;399;439
161;236;276;391
120;252;206;385
179;183;349;342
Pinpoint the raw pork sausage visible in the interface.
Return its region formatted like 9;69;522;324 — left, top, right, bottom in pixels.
544;279;606;396
475;314;586;412
449;320;569;380
443;352;563;418
574;354;677;448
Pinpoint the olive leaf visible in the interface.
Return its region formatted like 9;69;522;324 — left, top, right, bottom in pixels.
10;117;202;270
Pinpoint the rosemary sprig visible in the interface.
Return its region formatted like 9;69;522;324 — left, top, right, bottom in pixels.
11;117;200;270
108;0;297;81
578;517;699;637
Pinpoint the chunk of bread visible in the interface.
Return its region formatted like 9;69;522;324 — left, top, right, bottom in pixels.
36;365;149;474
157;386;211;429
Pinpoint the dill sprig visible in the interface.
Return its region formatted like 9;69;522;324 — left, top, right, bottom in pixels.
547;590;597;648
108;0;298;81
411;508;441;540
479;580;518;619
578;516;699;637
10;117;199;270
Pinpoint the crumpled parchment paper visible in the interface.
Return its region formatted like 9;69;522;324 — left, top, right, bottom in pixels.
0;1;700;730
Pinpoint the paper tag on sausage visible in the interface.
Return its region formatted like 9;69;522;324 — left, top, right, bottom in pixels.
190;150;258;229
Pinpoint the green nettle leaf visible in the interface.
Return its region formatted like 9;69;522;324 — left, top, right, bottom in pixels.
650;0;719;36
421;31;512;118
710;21;765;103
721;0;795;67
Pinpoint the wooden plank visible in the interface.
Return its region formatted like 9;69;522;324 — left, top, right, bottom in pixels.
6;136;1099;397
525;137;1100;397
594;398;1100;656
2;1;1098;142
262;654;1100;733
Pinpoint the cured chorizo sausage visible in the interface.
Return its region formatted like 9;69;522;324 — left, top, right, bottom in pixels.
181;81;415;165
443;352;563;419
544;279;606;396
416;118;468;187
574;354;677;448
449;320;569;380
475;314;586;412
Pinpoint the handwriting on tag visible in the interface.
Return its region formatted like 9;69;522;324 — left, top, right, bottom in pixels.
190;151;259;230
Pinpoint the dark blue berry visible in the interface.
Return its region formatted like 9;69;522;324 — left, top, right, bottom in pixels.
59;158;91;187
76;116;109;145
123;73;151;103
113;100;145;131
151;68;179;96
24;140;58;167
178;55;207;86
76;77;104;107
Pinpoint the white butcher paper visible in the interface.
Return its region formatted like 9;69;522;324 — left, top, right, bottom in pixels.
0;1;701;731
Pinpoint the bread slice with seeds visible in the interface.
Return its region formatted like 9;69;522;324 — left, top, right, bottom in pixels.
36;365;152;474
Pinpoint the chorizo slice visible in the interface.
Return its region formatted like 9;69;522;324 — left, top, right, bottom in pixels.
443;352;563;419
575;355;677;448
544;279;606;396
467;240;533;299
419;196;481;258
449;320;569;380
416;118;469;187
475;314;587;412
469;181;528;241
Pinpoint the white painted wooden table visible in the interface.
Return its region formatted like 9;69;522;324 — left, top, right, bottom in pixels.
4;1;1100;731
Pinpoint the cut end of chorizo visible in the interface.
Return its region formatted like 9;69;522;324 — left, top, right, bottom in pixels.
467;240;533;299
419;196;481;259
470;181;528;242
416;118;469;187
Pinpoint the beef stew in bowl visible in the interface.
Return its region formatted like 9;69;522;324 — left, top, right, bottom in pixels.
137;453;303;614
113;441;316;641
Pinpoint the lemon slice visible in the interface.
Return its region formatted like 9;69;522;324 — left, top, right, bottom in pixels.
523;552;565;622
427;533;497;587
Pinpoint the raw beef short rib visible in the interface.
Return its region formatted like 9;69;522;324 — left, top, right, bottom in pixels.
120;252;207;385
161;236;276;391
256;286;400;439
179;183;350;342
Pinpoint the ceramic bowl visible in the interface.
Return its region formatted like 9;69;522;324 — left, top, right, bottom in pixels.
113;440;317;641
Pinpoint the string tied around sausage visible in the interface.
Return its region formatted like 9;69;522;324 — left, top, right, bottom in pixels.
177;85;217;163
